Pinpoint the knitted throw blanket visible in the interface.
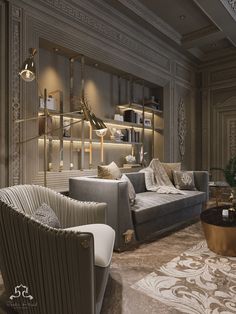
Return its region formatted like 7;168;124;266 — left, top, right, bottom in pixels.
140;159;185;195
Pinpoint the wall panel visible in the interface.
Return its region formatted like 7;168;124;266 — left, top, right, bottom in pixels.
4;0;198;190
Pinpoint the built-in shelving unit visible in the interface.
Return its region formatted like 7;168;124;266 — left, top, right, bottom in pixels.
38;42;164;172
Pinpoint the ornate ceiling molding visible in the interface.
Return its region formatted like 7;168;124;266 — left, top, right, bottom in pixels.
116;0;181;45
35;0;170;72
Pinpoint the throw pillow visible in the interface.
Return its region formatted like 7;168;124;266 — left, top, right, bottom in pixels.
162;162;181;183
120;174;136;205
32;203;61;228
173;171;196;190
97;161;122;180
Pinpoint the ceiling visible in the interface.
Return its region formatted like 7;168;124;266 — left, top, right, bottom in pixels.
105;0;236;61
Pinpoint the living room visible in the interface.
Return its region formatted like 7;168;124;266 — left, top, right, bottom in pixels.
0;0;236;313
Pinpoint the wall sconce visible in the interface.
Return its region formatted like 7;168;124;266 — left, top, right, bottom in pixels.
19;48;49;187
19;48;37;82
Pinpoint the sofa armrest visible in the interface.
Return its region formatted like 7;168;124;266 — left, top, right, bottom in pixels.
193;171;209;201
69;177;135;251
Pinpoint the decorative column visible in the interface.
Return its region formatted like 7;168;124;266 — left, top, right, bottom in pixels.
9;4;23;186
178;98;186;161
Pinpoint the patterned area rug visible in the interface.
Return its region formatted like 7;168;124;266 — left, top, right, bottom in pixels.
132;241;236;314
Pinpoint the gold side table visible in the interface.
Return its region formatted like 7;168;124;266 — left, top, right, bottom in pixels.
201;206;236;256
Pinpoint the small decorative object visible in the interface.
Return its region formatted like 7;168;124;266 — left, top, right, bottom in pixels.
144;96;160;110
139;149;148;167
114;114;124;122
63;119;71;137
39;95;56;111
125;154;136;164
109;127;117;141
144;118;152;127
109;128;123;142
222;209;229;218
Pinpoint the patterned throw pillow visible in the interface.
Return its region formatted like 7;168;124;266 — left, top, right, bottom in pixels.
32;203;61;228
120;174;136;205
162;162;181;183
97;161;122;179
173;171;196;190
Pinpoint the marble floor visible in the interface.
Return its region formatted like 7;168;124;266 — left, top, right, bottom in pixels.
101;221;204;314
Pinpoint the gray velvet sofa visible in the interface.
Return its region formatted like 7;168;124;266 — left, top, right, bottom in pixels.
69;171;209;251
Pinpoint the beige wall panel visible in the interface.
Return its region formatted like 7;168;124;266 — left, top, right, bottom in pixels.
3;0;198;190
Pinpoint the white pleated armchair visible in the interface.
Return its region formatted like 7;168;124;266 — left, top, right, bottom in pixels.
0;185;115;314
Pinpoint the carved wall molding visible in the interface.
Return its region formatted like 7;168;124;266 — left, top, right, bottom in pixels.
178;98;186;161
0;1;7;187
229;119;236;157
9;4;22;186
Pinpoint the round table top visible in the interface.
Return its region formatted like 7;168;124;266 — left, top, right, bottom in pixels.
201;206;236;227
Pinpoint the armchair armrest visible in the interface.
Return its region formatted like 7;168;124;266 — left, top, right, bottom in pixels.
69;177;135;251
193;171;209;202
42;187;107;228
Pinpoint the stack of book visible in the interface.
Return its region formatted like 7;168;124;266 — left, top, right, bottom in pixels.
122;129;140;142
123;110;143;124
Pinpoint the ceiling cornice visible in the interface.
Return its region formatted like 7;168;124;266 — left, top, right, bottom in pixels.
194;0;236;47
115;0;182;45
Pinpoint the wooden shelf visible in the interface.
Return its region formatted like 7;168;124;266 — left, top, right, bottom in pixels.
104;117;162;132
117;103;163;115
38;108;84;120
103;117;142;128
39;136;142;145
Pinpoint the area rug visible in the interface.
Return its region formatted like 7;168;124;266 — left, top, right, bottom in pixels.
132;241;236;314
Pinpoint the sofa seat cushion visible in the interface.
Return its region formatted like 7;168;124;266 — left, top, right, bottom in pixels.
65;224;115;268
132;190;205;224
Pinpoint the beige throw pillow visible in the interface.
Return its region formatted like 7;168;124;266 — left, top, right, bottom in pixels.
173;171;196;190
97;161;122;179
162;162;181;183
120;174;136;205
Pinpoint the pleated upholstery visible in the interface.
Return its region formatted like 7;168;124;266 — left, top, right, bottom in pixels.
0;185;107;227
0;185;109;314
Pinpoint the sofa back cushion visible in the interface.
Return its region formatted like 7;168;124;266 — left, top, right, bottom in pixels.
125;172;146;193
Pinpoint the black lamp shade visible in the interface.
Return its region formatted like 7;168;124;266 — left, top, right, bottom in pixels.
19;48;37;82
81;99;107;136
